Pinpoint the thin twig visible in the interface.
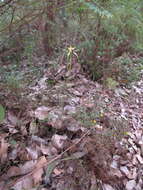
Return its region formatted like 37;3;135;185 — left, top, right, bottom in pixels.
10;129;90;188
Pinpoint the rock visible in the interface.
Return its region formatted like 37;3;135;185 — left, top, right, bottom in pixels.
126;180;136;190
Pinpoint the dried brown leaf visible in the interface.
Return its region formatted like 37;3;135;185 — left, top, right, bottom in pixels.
53;168;64;176
32;167;43;185
20;160;37;175
12;176;33;190
7;111;18;126
35;106;51;120
11;156;47;190
7;166;21;178
0;138;9;163
26;147;39;160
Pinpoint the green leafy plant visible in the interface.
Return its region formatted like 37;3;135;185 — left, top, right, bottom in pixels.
73;107;100;128
105;77;119;89
6;76;21;91
0;104;5;122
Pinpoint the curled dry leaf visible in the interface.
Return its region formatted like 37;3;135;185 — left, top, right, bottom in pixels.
110;160;118;169
20;156;47;175
34;156;47;170
51;134;67;149
7;166;21;178
53;168;64;176
109;168;123;178
41;143;58;156
35;106;51;120
49;119;63;129
68;88;83;97
7;111;18;126
136;154;143;164
64;105;76;114
48;110;64;129
38;76;48;89
31;135;47;145
63;117;81;132
20;160;37;175
26;147;39;160
32;167;43;185
11;156;47;190
0;181;5;190
18;149;32;161
12;176;33;190
120;166;131;178
140;144;143;156
29;121;38;135
129;168;137;179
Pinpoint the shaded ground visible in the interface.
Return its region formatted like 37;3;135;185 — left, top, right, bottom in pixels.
0;55;143;190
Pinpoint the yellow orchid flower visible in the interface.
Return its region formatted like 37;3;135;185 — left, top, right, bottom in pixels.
92;120;97;124
67;46;75;57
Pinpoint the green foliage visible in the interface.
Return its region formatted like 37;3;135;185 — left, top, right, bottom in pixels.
74;107;99;128
70;0;143;82
22;34;37;61
0;104;5;122
6;75;20;88
111;54;142;84
0;0;143;83
105;77;119;89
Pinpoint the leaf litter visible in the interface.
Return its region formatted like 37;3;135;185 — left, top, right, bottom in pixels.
0;55;143;190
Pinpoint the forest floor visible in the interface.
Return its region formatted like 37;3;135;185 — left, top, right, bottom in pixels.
0;55;143;190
